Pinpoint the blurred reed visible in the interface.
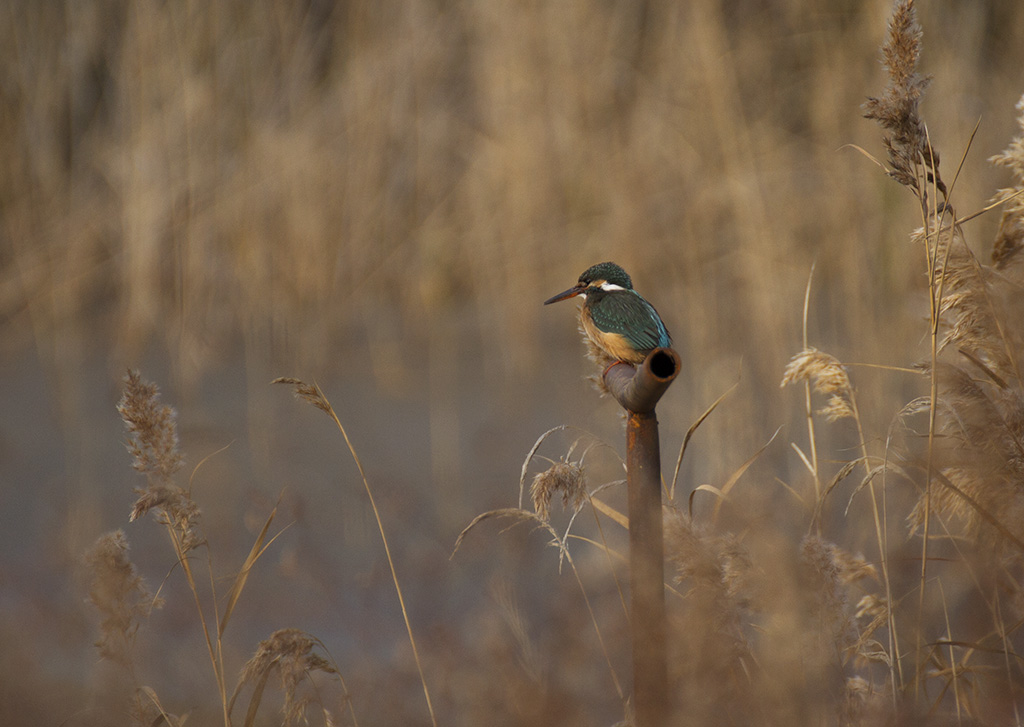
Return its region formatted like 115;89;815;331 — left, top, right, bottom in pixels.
7;0;1024;723
3;0;1023;487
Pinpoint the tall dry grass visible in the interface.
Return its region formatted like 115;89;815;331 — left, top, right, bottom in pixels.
1;3;1019;520
459;1;1024;723
2;0;1023;500
87;369;349;726
0;1;1017;375
4;0;1024;724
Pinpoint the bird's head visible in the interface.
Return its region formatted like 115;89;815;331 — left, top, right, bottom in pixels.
543;261;634;305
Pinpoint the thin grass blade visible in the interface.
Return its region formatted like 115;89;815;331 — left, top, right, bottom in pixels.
219;495;287;638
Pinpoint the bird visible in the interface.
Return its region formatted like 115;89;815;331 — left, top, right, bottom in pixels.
544;261;671;366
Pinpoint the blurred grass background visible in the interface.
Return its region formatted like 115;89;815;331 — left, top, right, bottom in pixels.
2;0;1024;724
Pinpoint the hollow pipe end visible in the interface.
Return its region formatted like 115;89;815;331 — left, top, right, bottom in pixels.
603;347;681;413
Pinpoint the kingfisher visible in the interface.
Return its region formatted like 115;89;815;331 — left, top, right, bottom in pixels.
544;261;672;366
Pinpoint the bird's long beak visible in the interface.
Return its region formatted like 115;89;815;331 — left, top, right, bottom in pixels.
544;284;585;305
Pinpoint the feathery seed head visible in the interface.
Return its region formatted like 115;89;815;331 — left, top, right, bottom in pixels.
118;370;202;550
991;95;1024;268
273;377;333;415
863;0;945;199
85;530;161;666
530;460;586;522
117;369;184;483
781;348;856;420
240;628;337;726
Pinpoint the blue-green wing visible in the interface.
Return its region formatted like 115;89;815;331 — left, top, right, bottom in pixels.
589;292;671;351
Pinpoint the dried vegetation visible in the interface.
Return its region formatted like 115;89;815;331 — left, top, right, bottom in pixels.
6;0;1024;724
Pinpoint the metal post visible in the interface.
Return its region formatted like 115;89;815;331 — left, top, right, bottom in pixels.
604;348;679;726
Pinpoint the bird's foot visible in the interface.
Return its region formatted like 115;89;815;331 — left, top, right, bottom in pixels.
602;360;635;379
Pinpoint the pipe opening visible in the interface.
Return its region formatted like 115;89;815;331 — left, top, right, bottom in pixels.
648;349;677;380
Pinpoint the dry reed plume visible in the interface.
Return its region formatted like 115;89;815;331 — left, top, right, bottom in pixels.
230;628;345;727
795;0;1024;718
863;0;945;202
117;370;184;483
530;459;587;523
86;530;160;669
85;530;165;725
781;348;856;423
86;370;345;726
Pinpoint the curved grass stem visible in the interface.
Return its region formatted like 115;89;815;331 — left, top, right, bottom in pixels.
274;378;438;727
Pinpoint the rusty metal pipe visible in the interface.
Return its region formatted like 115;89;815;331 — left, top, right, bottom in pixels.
604;348;680;414
603;347;679;725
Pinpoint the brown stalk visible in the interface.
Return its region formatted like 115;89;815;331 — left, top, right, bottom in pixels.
452;507;627;705
273;377;437;727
